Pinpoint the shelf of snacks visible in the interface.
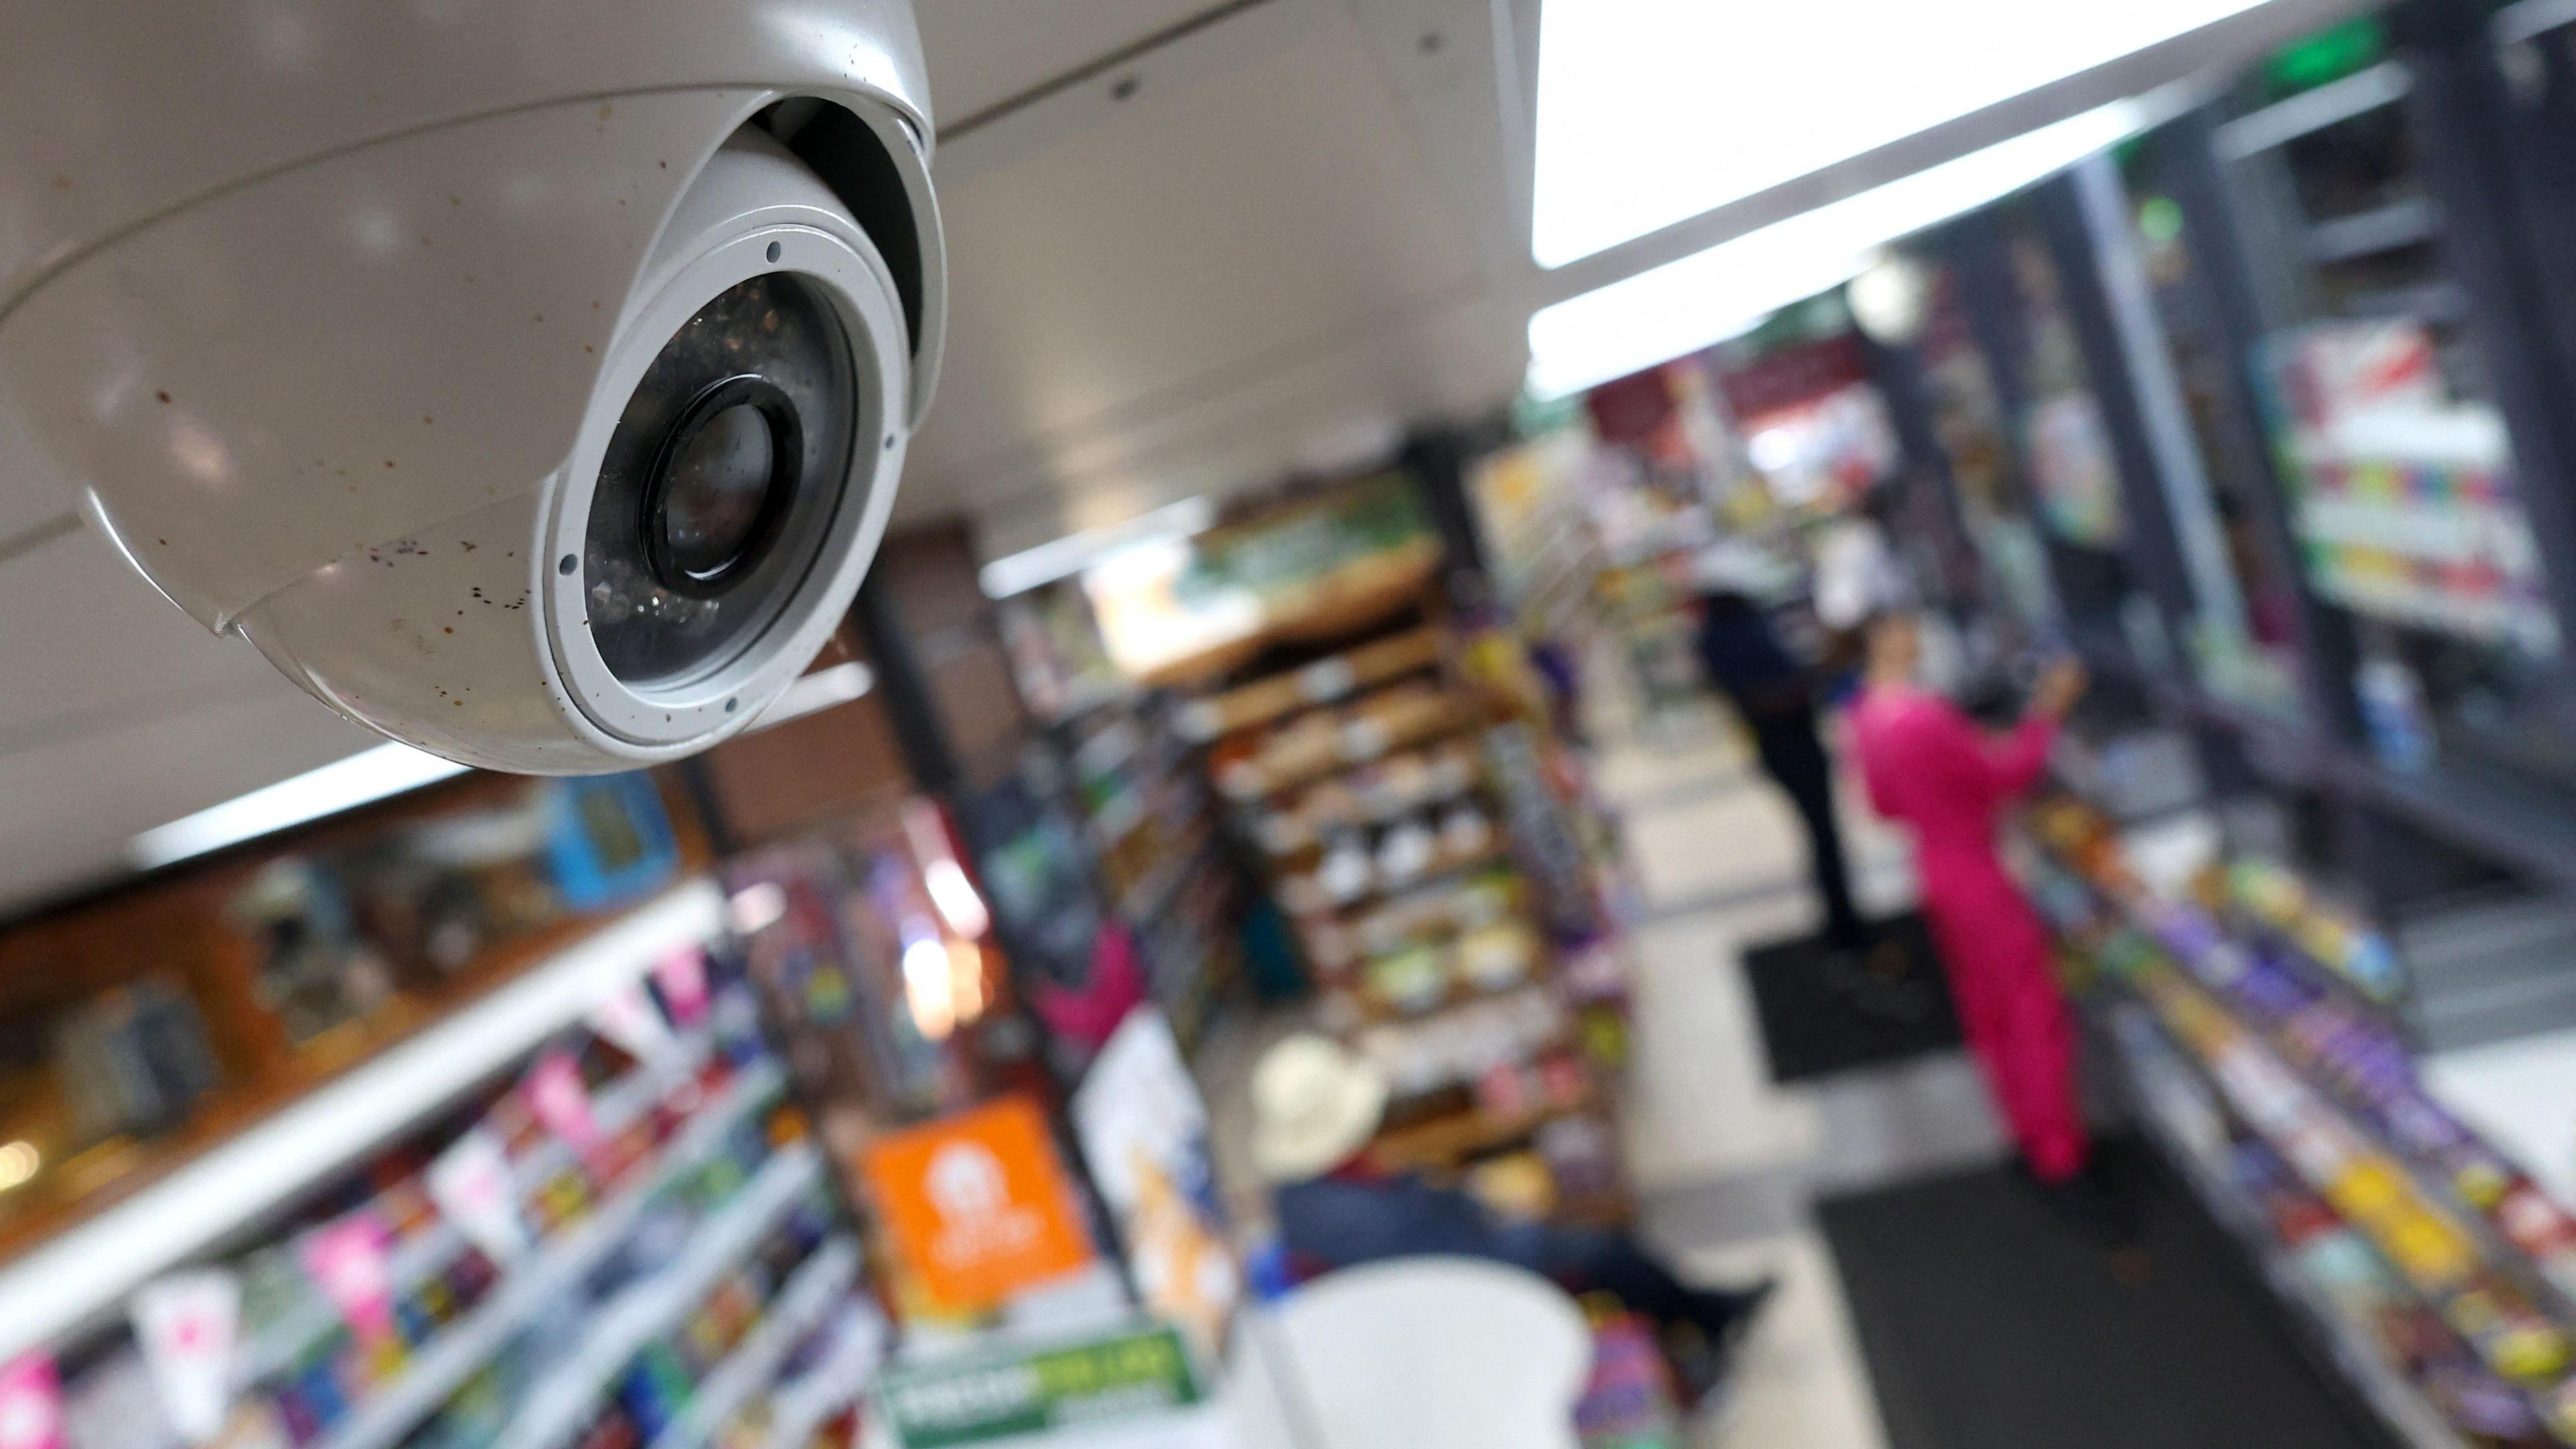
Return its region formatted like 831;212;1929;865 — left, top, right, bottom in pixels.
1181;611;1631;1240
1208;678;1494;803
2032;800;2576;1318
996;574;1246;1049
0;769;710;1287
1175;624;1446;745
2030;797;2576;1444
0;873;726;1362
2062;923;2554;1446
485;1144;830;1449
2099;998;2483;1449
0;928;902;1449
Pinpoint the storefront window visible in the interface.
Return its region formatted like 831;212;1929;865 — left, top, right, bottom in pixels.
2216;37;2576;790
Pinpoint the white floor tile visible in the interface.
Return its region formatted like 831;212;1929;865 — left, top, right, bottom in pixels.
1677;1232;1889;1449
1618;910;1822;1191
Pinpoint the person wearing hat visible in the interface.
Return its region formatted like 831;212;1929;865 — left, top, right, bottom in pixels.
1252;1033;1773;1389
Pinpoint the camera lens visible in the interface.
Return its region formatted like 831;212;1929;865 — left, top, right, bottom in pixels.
660;403;774;579
644;376;800;594
585;273;857;686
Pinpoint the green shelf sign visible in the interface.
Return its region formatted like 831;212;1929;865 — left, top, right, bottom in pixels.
878;1324;1205;1448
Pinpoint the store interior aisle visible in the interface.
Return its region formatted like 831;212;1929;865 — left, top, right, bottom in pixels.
1597;713;1966;1449
1590;712;2376;1449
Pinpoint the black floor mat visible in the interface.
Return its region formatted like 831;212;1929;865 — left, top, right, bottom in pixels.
1818;1140;2392;1449
1741;913;1962;1083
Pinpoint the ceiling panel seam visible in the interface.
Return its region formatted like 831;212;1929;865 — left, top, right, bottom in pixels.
0;510;79;569
939;0;1283;140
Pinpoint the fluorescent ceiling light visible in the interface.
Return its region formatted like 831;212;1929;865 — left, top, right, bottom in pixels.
1525;99;2150;400
128;660;870;871
129;742;470;869
978;496;1216;600
1531;0;2265;268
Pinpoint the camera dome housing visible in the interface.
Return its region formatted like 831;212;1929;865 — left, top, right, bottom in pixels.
0;1;944;772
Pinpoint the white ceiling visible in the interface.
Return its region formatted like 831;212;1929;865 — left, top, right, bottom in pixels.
903;0;1536;556
0;0;2363;912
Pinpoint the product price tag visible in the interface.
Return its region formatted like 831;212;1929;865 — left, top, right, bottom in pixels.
1338;717;1390;762
131;1271;240;1441
1174;701;1224;743
587;980;676;1065
0;1354;61;1449
654;949;711;1027
1297;657;1356;702
527;1050;602;1154
427;1128;529;1265
301;1214;396;1346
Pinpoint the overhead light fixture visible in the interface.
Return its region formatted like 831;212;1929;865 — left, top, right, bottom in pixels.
1525;99;2151;400
977;496;1216;600
1530;0;2266;268
128;743;470;869
0;1142;37;1194
127;659;871;873
1848;252;1937;346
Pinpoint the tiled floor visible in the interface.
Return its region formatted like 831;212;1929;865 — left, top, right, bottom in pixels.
1199;700;2017;1447
1597;720;2010;1449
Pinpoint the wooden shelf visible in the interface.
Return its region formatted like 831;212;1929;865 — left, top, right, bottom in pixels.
1291;841;1513;924
1332;960;1552;1026
1217;692;1494;802
1366;1086;1599;1173
1177;625;1446;743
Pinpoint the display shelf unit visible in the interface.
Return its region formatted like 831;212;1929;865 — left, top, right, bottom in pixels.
2055;847;2576;1332
0;879;727;1362
647;1236;862;1449
309;1062;792;1449
1173;570;1629;1230
1176;625;1446;743
758;1305;888;1449
2032;798;2576;1440
2102;1002;2471;1449
489;1142;824;1449
239;1023;722;1385
2052;883;2570;1440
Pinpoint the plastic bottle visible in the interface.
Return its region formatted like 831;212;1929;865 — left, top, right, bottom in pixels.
2355;649;2434;775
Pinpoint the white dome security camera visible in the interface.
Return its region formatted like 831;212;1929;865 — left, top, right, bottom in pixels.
0;3;945;773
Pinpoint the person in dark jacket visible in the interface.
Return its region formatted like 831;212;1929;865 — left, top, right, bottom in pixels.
1252;1034;1772;1386
1690;561;1867;951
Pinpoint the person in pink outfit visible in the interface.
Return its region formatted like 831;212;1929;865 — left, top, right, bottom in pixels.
1849;612;2090;1185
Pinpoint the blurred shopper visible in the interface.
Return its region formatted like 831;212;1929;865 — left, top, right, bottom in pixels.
1689;552;1866;951
1851;613;2092;1189
1252;1034;1774;1394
